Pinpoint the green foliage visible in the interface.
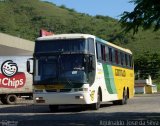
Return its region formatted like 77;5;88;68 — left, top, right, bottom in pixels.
0;0;121;41
0;0;160;81
134;52;160;80
156;83;160;92
59;5;76;12
120;0;160;34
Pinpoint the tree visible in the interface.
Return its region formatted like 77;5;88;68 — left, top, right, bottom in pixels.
120;0;160;34
134;52;160;80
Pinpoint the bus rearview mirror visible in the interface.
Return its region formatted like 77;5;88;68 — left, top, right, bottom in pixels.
26;58;33;74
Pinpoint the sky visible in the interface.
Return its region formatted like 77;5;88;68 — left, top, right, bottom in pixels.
46;0;135;19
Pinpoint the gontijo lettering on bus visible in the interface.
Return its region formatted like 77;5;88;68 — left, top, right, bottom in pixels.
115;69;126;77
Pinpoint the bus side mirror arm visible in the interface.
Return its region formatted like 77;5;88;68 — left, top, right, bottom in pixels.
27;58;34;74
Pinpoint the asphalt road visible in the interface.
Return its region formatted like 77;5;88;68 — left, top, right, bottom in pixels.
0;94;160;126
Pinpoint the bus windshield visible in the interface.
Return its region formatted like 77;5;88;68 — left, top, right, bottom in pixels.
34;54;89;85
33;38;95;86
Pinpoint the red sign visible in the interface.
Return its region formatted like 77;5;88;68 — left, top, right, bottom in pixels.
0;60;26;89
0;72;26;89
40;29;54;37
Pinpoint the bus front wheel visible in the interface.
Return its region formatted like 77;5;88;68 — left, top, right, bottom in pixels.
91;90;101;110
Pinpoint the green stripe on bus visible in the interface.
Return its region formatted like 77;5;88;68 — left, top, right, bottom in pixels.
102;64;117;94
96;37;108;45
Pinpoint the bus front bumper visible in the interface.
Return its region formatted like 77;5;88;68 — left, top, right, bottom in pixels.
33;92;92;105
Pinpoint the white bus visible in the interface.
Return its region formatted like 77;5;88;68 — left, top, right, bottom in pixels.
27;34;134;111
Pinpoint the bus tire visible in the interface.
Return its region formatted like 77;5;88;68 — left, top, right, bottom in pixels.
6;95;17;105
119;90;128;105
113;90;128;105
91;90;101;110
49;105;59;112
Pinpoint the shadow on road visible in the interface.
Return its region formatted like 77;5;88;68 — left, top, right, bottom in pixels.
0;112;160;126
0;104;160;126
0;102;115;113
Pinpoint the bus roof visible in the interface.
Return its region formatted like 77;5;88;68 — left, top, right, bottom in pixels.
36;33;132;54
96;37;132;54
36;33;95;41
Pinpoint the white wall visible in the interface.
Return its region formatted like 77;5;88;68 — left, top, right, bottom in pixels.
135;87;145;94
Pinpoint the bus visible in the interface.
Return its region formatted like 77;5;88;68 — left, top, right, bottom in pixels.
27;34;134;111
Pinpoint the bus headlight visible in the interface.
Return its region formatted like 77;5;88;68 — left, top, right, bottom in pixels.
75;95;84;99
35;97;45;103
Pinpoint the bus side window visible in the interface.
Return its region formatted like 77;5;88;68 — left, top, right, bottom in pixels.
112;48;115;64
101;45;106;61
105;46;109;62
115;50;119;64
118;51;121;65
109;47;112;63
120;52;124;66
129;55;133;68
125;54;129;66
96;42;102;60
88;38;95;55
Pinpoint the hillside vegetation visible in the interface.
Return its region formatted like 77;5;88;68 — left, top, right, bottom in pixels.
0;0;160;80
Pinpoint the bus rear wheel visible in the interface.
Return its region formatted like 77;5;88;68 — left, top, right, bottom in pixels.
113;90;128;105
121;90;128;105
